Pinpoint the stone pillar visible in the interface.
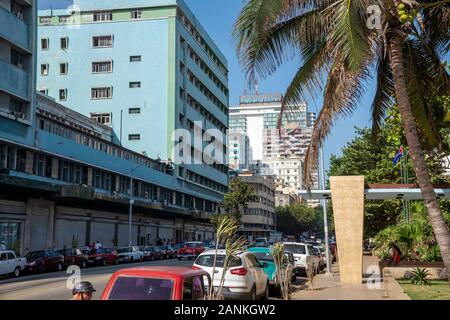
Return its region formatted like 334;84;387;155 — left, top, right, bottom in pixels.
87;168;93;187
330;176;365;284
46;201;56;249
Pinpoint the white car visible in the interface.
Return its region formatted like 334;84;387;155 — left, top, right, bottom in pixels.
0;250;27;278
193;250;269;300
282;242;320;275
117;246;144;263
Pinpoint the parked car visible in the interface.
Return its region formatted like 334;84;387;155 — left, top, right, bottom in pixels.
159;245;176;259
311;246;325;271
24;250;64;273
57;248;89;269
177;242;205;260
85;248;119;266
101;267;211;300
117;246;144;263
247;247;295;296
282;242;319;276
314;246;327;269
142;246;164;261
193;249;269;300
254;237;269;247
284;251;298;282
0;250;27;278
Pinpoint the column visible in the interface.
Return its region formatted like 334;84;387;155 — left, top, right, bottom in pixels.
330;176;365;284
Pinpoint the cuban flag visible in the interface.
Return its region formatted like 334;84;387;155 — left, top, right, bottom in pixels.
393;146;404;166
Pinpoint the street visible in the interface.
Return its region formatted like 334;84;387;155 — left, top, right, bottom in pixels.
0;259;193;300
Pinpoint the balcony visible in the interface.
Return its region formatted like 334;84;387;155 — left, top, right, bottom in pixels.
0;58;30;100
0;6;31;52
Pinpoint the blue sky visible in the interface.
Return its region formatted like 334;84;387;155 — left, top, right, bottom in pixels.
37;0;374;170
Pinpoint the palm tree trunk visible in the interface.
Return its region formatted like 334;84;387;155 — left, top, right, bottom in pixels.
389;33;450;285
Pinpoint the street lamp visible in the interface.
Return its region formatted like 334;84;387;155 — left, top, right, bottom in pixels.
128;160;153;247
319;145;332;275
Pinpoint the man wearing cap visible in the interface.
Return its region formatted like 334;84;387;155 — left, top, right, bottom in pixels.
71;281;96;300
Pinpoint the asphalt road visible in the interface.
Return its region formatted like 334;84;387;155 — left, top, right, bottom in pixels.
0;258;193;300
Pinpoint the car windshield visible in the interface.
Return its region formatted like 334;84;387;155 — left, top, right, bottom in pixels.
96;248;110;254
186;243;201;248
251;252;274;262
283;244;306;255
160;246;168;250
144;247;155;252
195;254;241;268
117;248;130;253
108;277;174;300
25;251;44;259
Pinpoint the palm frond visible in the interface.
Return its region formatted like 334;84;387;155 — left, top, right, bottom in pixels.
233;0;330;80
325;0;373;71
278;38;330;128
371;47;395;139
304;61;370;188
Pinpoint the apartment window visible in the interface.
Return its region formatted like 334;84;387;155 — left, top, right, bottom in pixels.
129;108;141;114
40;17;52;25
130;55;141;62
130;10;142;19
91;113;111;125
60;37;68;49
92;61;112;73
11;50;24;68
91;87;112;99
93;12;112;22
41;38;49;50
59;89;67;101
92;35;113;48
129;134;141;141
41;64;49;76
129;82;141;88
39;88;48;95
60;63;68;75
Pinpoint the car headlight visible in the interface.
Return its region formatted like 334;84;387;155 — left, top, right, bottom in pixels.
28;261;36;266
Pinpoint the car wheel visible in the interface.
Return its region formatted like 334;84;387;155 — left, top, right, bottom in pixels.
38;264;45;273
262;282;269;300
102;259;107;266
81;261;86;269
178;257;182;261
251;286;257;301
57;263;63;271
13;267;20;278
130;257;134;263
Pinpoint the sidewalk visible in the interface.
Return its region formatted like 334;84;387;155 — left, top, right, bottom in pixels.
291;255;410;300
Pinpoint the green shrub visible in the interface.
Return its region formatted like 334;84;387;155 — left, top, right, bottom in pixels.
411;268;431;286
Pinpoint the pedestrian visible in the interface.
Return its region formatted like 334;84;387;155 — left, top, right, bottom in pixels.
0;241;6;251
389;242;402;265
71;281;96;300
95;241;102;250
90;242;96;251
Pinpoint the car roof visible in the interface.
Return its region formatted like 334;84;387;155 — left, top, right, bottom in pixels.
200;249;248;256
111;267;208;279
247;247;271;253
283;242;306;245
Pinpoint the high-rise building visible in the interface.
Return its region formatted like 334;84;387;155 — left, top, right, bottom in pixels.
0;0;37;145
37;0;229;198
228;131;252;171
229;93;307;161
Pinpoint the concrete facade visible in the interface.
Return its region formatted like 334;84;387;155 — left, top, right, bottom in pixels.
37;0;229;196
330;176;365;284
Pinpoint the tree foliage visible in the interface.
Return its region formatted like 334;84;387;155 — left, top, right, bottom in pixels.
220;178;256;221
276;203;317;237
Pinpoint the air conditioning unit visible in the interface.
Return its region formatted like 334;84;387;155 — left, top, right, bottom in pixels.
17;112;26;120
144;192;149;199
112;191;118;197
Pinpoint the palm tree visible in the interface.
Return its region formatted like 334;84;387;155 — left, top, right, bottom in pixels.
233;0;450;282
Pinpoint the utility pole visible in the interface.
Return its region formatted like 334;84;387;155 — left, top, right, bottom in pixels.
319;145;332;275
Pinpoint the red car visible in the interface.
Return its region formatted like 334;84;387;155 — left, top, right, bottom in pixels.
85;248;119;266
25;250;64;273
100;267;210;300
177;242;205;260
